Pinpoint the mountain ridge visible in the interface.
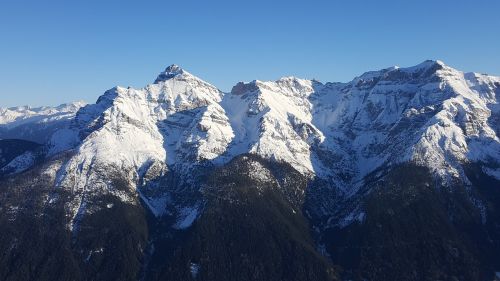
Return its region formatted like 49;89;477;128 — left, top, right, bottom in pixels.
2;60;499;191
1;60;500;281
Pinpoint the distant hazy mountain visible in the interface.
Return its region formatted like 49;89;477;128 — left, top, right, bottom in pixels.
1;61;499;281
0;101;85;144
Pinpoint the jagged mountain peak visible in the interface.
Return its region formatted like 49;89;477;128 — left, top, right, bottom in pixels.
353;59;449;84
165;63;183;72
397;59;447;73
399;59;447;75
154;64;190;83
230;81;259;95
150;64;223;106
422;59;446;66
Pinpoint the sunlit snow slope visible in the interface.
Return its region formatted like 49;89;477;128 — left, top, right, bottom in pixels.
1;61;499;209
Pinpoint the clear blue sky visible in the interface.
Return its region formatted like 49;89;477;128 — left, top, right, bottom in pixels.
1;0;499;107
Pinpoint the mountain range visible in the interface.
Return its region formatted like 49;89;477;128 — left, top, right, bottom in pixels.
1;60;499;281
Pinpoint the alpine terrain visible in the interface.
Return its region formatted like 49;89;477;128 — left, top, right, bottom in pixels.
1;60;499;281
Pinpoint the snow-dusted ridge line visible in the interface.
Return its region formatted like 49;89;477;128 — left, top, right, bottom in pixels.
0;101;87;146
0;101;86;127
2;61;500;210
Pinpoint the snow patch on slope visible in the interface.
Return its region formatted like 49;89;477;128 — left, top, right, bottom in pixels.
173;204;200;229
0;151;35;174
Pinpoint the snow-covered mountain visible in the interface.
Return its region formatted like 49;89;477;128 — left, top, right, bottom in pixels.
1;60;500;281
57;62;500;183
0;102;85;127
0;101;86;143
310;60;500;187
2;61;500;201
